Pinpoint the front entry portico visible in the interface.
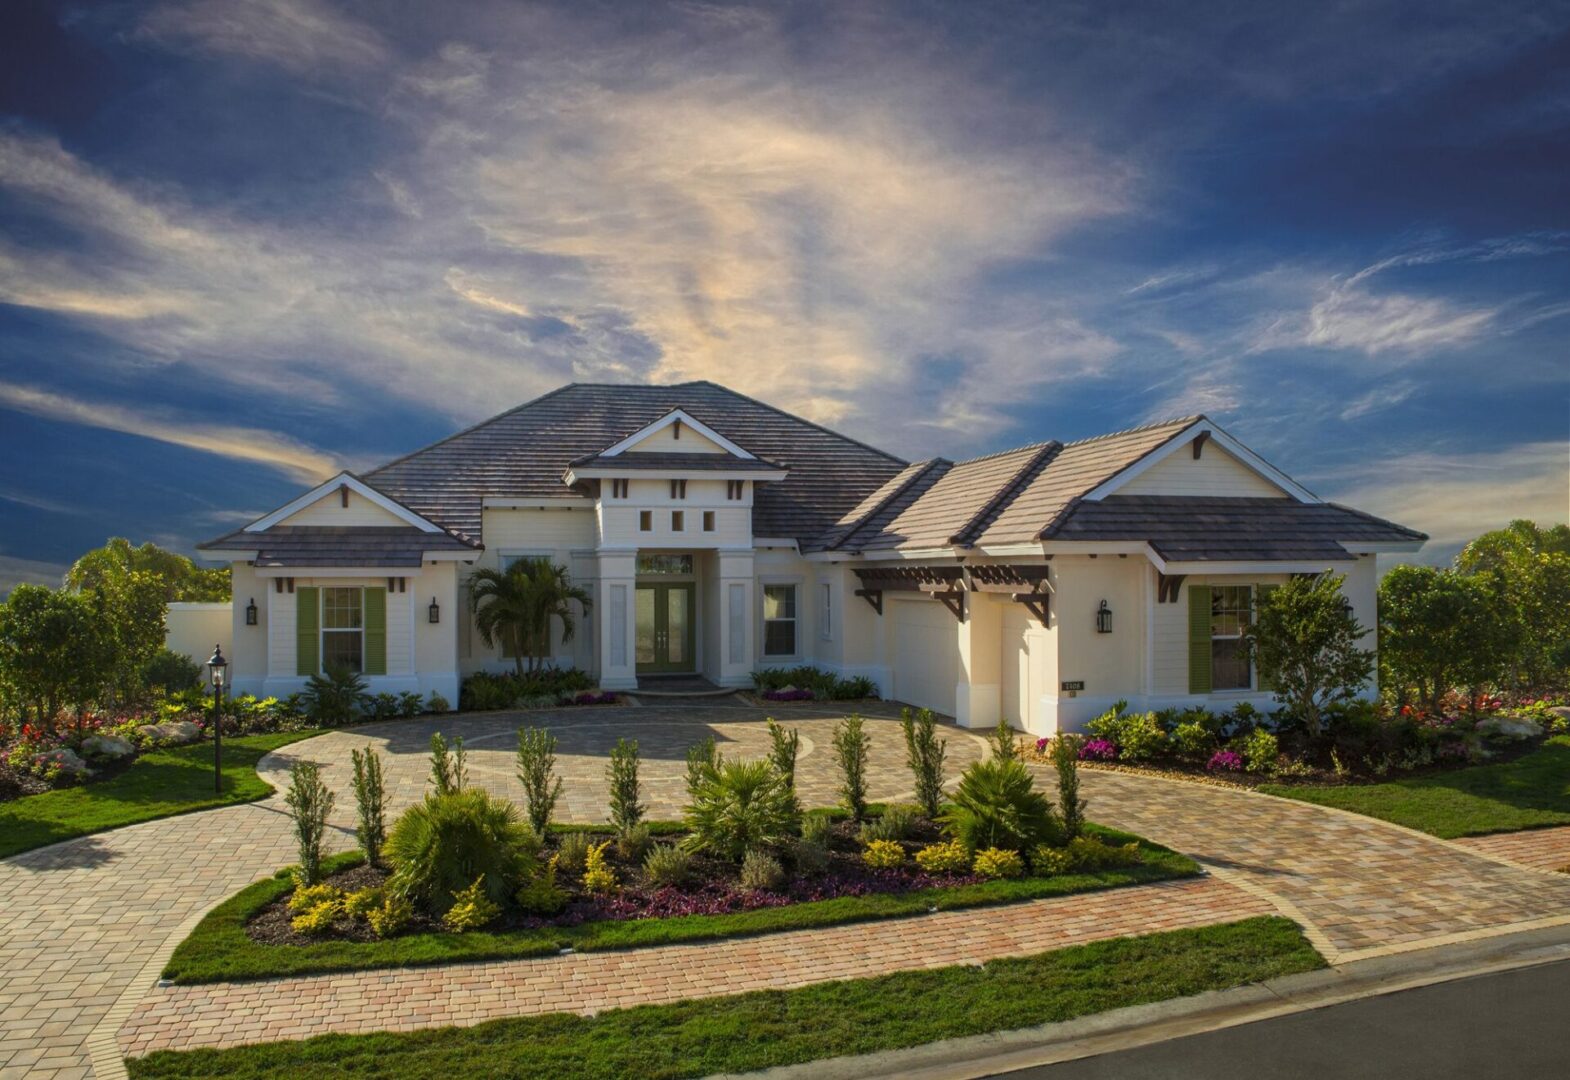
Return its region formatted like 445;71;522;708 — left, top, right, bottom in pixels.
636;582;695;673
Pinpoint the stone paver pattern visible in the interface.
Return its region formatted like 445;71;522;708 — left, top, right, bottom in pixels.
1453;824;1570;873
1065;766;1570;962
117;876;1266;1056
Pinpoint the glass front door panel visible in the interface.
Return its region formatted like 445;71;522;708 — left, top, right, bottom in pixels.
666;587;689;666
635;584;695;673
635;587;657;665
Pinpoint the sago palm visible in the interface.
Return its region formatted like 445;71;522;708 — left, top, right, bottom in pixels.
468;558;593;675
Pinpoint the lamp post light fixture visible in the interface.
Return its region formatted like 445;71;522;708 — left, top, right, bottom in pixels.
428;597;441;624
206;644;228;794
1095;599;1113;634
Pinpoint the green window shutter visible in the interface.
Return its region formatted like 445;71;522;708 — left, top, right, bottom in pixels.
1187;584;1212;695
364;587;387;676
296;587;319;677
1256;585;1278;692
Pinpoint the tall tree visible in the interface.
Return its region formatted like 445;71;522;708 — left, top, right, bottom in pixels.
1455;520;1570;687
66;538;231;602
468;558;592;675
1379;564;1515;709
0;585;111;728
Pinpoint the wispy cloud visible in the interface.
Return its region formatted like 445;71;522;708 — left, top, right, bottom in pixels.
0;380;342;483
0;553;68;596
138;0;389;74
1338;379;1419;421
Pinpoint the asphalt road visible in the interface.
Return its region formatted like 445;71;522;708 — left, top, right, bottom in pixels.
1003;959;1570;1080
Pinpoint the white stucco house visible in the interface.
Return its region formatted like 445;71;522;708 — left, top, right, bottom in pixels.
191;381;1425;734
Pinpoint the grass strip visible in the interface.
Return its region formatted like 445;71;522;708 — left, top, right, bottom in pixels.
131;916;1321;1079
162;824;1198;984
0;731;323;859
1263;735;1570;838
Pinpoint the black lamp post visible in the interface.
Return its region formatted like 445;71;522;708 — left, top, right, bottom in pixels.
206;644;228;794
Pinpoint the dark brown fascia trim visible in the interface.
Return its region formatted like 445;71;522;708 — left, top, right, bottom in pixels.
949;441;1063;548
825;458;952;552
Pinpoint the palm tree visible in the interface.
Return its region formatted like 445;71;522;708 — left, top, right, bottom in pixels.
468;559;593;675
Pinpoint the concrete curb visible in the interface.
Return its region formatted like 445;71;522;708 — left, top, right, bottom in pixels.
717;922;1570;1080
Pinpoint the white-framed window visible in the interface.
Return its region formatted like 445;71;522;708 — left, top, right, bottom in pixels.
763;584;797;657
1210;585;1253;690
702;510;715;532
321;587;364;672
819;582;833;640
639;510;652;532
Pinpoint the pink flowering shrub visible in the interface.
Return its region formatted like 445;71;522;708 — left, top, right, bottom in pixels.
1206;749;1244;772
1078;738;1117;761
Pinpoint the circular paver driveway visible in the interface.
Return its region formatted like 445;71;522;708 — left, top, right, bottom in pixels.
259;700;992;825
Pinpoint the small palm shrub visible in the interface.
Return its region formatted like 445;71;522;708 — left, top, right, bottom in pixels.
616;823;653;863
942;758;1060;854
989;718;1020;763
915;839;971;873
861;839;904;869
442;876;501;932
515;726;563;834
555;832;592;876
1049;735;1087;842
766;719;800;794
428;732;468;795
859;803;919;843
973;847;1025;879
901;707;947;818
608;737;644;834
739;849;786;892
643;844;695;888
300;663;368;725
350;747;387;866
683;757;800;861
833;715;871;821
516;856;569;915
285;760;335;884
386;789;540;916
369;693;401;721
582;840;618;893
366;893;413;938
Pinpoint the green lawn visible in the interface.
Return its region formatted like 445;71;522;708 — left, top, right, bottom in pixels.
1263;735;1570;839
0;731;322;859
130;916;1321;1080
163;824;1200;985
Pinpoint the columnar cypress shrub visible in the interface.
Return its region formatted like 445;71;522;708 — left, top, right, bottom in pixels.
1050;734;1087;841
766;719;800;792
428;732;467;795
833;714;871;821
989;718;1020;763
285;760;335;885
608;737;645;835
900;707;946;818
685;735;717;799
350;746;388;866
515;725;563;835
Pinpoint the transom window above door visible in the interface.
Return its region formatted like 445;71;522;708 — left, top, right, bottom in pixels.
638;553;694;575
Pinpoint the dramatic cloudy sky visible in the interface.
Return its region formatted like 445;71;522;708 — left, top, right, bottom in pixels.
1;0;1567;590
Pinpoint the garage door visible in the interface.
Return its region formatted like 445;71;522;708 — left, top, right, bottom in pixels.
1001;605;1032;729
892;599;958;716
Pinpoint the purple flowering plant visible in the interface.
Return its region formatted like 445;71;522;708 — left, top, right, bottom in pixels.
1079;738;1118;761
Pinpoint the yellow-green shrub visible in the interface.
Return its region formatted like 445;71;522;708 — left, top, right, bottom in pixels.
442;875;501;932
915;839;971;874
366;894;414;938
288;883;343;913
342;887;384;919
972;847;1025;879
861;839;904;869
582;840;619;894
290;900;341;935
1032;836;1142;875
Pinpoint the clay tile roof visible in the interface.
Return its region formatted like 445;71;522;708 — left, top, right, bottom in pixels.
198;526;476;567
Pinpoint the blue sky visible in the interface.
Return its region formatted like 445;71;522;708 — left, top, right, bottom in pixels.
1;0;1567;590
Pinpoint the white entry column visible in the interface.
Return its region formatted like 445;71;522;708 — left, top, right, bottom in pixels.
716;549;755;687
596;550;638;690
955;591;1003;729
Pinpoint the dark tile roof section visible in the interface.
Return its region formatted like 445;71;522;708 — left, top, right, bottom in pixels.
1049;496;1427;561
566;452;784;472
973;418;1202;547
363;382;906;545
198;527;479;568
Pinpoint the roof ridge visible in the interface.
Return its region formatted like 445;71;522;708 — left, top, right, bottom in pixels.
950;441;1063;548
950;439;1058;467
826;458;951;552
1061;415;1203;448
681;381;908;467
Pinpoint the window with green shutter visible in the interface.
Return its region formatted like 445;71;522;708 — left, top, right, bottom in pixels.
295;586;319;676
1187;584;1211;694
363;587;387;676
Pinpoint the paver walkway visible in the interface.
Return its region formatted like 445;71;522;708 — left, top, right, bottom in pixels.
1454;824;1570;873
1066;766;1570;962
117;876;1266;1056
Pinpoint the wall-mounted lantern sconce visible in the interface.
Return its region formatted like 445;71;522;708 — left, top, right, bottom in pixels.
428;597;441;624
244;598;258;626
1095;599;1113;634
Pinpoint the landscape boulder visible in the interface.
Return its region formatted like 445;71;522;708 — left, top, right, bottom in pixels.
30;747;88;778
1479;715;1541;740
136;720;203;745
81;733;136;760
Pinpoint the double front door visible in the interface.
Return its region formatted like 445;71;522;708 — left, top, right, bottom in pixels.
635;583;694;673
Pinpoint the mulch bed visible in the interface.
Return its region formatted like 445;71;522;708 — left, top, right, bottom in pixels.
0;752;139;805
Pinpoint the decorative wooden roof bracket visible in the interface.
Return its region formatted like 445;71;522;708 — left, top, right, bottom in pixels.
853;588;883;615
852;563;1051;624
1156;573;1186;603
1192;431;1210;459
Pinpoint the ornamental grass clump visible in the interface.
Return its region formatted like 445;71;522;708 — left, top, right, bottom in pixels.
861;839;904;869
915;839;970;874
900;707;947;818
515;726;563;834
285;760;335;885
833;715;871;821
739;849;786;892
943;757;1060;854
683;757;800;862
386;788;540;917
350;747;388;867
642;844;695;888
972;847;1025;879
